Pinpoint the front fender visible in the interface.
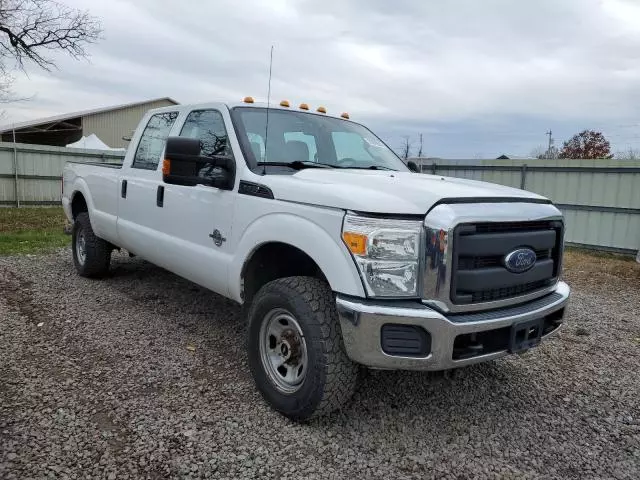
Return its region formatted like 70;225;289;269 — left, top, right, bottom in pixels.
228;212;366;303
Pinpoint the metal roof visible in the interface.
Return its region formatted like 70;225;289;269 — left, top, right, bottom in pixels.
0;97;179;133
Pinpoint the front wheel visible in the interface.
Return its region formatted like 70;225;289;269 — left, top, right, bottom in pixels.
247;277;359;421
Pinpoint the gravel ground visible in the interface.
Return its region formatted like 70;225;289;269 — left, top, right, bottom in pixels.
0;249;638;479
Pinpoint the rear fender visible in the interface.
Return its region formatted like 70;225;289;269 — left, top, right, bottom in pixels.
68;178;99;231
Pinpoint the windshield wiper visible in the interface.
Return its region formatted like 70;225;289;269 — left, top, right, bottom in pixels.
342;165;396;171
256;161;334;170
256;161;396;171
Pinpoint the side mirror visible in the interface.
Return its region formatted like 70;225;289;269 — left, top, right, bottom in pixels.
162;137;234;189
407;160;420;173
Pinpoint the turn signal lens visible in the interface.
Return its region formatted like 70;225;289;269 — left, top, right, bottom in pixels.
162;159;170;175
438;229;447;253
342;232;367;255
243;96;254;103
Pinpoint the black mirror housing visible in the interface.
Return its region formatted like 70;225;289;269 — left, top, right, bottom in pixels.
407;160;420;173
162;137;234;189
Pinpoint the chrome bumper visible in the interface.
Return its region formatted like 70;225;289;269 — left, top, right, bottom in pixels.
336;281;570;371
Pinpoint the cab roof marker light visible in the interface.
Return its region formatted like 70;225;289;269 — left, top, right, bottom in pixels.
341;112;350;119
317;106;327;114
280;100;290;107
299;103;309;110
243;96;254;103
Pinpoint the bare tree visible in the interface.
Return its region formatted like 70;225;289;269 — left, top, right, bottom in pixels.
530;145;546;159
615;147;640;161
530;144;558;159
0;0;101;101
417;133;423;158
400;135;412;160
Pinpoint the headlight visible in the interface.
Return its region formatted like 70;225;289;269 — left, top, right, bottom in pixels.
342;214;422;297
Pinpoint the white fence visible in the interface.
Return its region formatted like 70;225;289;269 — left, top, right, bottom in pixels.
1;142;638;254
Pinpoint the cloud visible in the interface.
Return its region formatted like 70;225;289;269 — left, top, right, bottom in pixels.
3;0;640;157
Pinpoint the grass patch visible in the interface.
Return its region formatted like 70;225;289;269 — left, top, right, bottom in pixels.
562;246;639;289
565;245;637;263
0;207;70;255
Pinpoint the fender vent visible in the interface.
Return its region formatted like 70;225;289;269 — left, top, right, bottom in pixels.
238;180;274;199
380;324;431;357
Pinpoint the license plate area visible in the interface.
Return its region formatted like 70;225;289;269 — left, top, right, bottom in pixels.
509;317;544;353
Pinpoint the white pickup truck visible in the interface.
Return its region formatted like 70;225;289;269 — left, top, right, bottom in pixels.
62;99;570;420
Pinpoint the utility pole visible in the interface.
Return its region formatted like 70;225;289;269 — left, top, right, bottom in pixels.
545;130;555;159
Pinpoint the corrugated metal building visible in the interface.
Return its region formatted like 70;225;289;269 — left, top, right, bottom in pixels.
0;97;178;148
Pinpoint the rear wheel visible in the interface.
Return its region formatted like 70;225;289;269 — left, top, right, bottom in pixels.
247;276;359;421
72;212;111;278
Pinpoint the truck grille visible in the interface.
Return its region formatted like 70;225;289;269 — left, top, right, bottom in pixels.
450;221;563;305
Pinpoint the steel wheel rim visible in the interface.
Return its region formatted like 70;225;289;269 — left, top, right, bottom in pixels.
76;229;87;265
258;308;308;394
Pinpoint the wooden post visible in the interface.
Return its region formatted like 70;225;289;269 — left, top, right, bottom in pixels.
12;126;19;207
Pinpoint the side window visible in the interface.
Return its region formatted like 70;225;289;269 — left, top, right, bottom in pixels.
132;111;178;170
179;109;234;181
332;131;375;162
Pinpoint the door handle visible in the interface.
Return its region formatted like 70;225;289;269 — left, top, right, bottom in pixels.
209;229;226;246
121;179;127;198
156;185;164;207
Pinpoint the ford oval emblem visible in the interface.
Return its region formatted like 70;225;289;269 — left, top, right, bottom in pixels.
504;248;537;273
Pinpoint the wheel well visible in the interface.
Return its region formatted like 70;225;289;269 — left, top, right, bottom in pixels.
242;242;328;304
71;192;88;219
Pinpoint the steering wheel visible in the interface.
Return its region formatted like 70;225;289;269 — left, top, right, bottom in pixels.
336;157;358;168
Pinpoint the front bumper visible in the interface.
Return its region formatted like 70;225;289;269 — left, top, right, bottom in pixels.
336;281;570;371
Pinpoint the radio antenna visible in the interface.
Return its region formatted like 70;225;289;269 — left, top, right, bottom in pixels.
262;45;274;176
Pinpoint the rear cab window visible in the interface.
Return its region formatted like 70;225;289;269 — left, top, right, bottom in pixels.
332;132;377;163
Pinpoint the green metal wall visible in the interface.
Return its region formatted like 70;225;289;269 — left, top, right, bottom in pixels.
417;158;640;253
0;142;124;206
1;145;638;254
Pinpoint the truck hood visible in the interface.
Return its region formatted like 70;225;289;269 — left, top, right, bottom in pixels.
262;169;548;214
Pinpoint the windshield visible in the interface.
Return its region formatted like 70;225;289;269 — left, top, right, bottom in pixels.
232;107;409;171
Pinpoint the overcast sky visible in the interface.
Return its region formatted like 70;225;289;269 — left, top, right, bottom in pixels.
3;0;640;158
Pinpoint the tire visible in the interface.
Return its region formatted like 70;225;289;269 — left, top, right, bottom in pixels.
247;276;359;421
72;212;111;278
